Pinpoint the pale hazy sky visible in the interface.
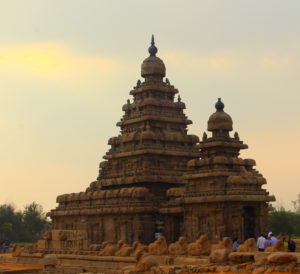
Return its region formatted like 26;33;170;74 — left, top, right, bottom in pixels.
0;1;299;212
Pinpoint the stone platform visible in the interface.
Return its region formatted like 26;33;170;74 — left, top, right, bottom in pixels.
2;251;300;273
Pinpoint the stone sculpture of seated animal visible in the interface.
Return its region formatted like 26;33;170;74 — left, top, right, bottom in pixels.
148;236;168;255
131;241;148;256
237;238;257;252
265;240;285;252
211;237;232;251
168;236;188;255
115;242;133;256
187;235;210;256
99;240;124;256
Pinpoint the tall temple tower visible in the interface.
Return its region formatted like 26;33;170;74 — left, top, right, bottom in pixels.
44;39;275;253
49;37;200;244
179;99;275;241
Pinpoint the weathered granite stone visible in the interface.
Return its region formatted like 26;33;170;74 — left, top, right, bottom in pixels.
43;254;58;270
267;252;297;263
27;38;275;257
148;236;168;255
168;236;188;255
237;238;257;252
265;240;285;252
209;248;231;264
229;252;255;263
187;235;210;256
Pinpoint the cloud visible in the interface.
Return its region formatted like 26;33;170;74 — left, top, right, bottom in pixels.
163;47;298;80
260;52;291;72
0;43;119;78
164;50;237;76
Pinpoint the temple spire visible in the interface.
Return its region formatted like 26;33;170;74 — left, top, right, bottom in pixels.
215;98;224;112
148;34;158;56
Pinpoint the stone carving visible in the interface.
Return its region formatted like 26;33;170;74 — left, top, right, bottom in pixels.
115;242;134;257
211;237;232;251
89;244;101;251
134;252;159;272
187;235;210;256
12;244;22;257
148;236;168;255
131;241;148;256
267;252;297;263
265;240;285;252
43;254;58;270
99;240;124;256
43;231;52;240
168;236;188;255
30;39;274;255
237;238;257;252
209;248;231;264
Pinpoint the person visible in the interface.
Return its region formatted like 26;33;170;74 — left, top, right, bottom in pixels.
264;235;272;249
154;230;162;239
270;233;277;246
287;237;296;252
257;234;266;252
233;237;239;251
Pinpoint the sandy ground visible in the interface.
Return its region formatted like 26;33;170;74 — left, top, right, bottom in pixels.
0;254;41;271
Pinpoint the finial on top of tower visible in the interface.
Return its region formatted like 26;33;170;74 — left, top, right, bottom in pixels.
148;34;158;56
215;98;224;112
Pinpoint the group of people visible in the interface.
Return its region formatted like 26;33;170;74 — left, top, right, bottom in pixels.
233;232;296;252
0;240;11;253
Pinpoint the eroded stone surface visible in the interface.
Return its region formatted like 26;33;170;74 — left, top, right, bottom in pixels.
21;39;275;261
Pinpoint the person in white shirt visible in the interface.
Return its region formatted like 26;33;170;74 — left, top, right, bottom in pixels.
257;234;266;252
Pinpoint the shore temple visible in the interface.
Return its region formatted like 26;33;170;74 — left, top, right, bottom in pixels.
46;37;275;249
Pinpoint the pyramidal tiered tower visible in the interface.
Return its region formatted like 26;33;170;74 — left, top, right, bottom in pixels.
48;37;200;245
41;39;275;254
89;35;199;192
178;99;275;241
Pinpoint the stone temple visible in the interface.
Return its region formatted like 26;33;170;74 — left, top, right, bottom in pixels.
43;37;274;252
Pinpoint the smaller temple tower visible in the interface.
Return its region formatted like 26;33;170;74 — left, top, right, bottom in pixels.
181;98;275;242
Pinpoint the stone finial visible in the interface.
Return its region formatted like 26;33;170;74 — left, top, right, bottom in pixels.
166;78;170;85
234;131;240;140
127;99;130;104
148;34;158;56
136;79;141;87
215;98;224;111
202;132;207;141
145;121;151;130
178;95;181;102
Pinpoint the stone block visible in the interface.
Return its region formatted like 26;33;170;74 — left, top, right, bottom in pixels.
254;252;269;265
49;240;62;250
267;252;297;263
37;240;47;249
209;249;231;264
229;252;254;263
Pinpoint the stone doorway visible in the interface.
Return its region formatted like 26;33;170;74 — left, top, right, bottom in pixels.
243;206;255;240
173;216;183;242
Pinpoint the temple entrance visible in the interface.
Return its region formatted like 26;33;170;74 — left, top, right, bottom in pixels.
173;216;183;242
243;206;255;239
